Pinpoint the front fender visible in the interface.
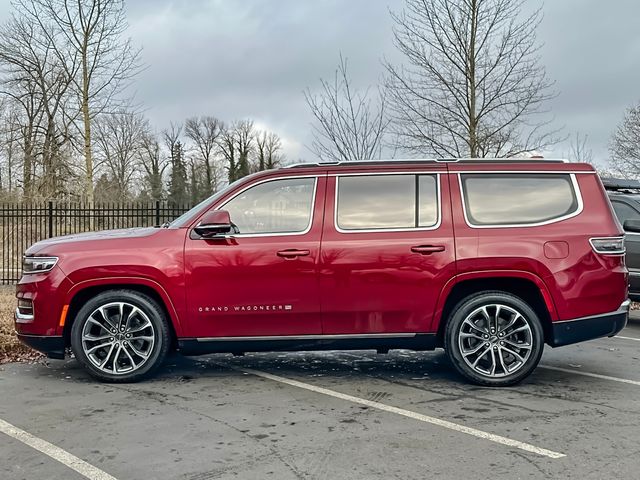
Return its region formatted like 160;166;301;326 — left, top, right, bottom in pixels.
60;276;185;336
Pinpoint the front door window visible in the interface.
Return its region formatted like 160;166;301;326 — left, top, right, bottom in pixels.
223;178;316;235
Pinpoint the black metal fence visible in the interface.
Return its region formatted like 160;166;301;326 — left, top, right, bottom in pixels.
0;201;191;284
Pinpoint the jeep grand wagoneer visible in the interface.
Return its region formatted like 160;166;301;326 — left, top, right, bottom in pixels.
16;159;630;386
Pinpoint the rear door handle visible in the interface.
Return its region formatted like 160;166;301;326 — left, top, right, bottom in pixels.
277;249;311;259
411;245;446;255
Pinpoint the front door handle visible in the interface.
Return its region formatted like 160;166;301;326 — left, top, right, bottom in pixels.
277;249;311;259
411;245;446;255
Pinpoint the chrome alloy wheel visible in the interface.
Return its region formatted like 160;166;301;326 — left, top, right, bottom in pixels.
457;304;533;378
81;302;155;375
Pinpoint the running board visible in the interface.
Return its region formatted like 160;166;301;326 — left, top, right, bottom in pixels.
178;333;438;356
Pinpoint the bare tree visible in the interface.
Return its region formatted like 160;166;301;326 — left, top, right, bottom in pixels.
255;130;284;170
138;131;166;202
305;55;389;162
385;0;561;158
609;101;640;177
0;9;78;199
23;0;143;204
219;120;255;182
234;120;254;179
184;116;223;195
94;109;147;198
164;123;189;206
567;132;593;164
0;100;19;195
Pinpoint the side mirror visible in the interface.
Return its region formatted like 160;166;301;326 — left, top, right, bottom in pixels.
624;219;640;233
194;210;233;238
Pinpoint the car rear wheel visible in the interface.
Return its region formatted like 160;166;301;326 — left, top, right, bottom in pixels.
71;290;170;382
444;291;544;387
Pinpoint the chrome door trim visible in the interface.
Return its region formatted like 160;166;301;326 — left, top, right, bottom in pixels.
194;333;418;342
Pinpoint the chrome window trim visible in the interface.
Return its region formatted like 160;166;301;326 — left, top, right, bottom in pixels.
458;173;584;229
211;175;320;238
333;173;442;233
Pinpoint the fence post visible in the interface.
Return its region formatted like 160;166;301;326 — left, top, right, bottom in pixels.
48;201;53;238
155;200;160;226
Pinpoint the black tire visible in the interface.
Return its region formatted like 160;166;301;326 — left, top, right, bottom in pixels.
71;289;170;383
444;291;544;387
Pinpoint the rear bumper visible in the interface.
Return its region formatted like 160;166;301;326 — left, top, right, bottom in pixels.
550;300;630;347
16;333;65;359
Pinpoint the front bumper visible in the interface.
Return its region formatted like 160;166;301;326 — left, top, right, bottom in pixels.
550;300;630;347
15;333;65;359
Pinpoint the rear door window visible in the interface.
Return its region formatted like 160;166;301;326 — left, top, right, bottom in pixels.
336;174;439;231
460;174;579;226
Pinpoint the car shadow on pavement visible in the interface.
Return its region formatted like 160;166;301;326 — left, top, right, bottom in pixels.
7;347;599;396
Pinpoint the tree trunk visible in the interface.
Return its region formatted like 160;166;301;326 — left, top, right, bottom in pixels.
82;94;94;203
468;0;479;158
23;131;33;200
204;157;212;194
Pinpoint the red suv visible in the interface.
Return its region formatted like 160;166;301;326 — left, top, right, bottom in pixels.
15;159;630;386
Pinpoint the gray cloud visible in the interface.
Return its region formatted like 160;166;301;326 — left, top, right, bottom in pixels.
124;0;398;161
3;0;639;165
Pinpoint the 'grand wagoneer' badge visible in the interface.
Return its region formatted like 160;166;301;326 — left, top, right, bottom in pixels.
198;304;293;313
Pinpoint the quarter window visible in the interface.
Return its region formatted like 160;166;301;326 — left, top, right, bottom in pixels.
461;174;579;226
336;174;439;231
223;177;315;234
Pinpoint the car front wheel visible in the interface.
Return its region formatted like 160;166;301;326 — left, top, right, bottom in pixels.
71;289;170;382
444;291;544;387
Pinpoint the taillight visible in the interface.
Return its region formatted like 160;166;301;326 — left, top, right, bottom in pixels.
589;237;625;255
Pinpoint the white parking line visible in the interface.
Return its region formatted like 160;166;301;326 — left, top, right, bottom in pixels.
540;365;640;387
616;335;640;342
0;418;117;480
224;364;566;459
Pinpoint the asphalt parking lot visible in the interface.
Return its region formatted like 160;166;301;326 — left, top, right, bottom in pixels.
2;320;640;480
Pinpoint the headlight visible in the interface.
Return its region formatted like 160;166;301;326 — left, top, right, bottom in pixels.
22;256;58;274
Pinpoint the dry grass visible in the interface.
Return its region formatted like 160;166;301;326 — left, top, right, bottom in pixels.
0;286;43;364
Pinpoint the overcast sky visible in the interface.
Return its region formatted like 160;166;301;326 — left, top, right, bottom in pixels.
2;0;639;166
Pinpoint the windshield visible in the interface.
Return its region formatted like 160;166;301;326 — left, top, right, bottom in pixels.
168;177;248;228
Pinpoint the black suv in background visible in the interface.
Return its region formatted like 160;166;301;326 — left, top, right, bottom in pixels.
603;177;640;300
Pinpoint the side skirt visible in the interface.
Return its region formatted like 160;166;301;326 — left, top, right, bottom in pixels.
178;333;438;356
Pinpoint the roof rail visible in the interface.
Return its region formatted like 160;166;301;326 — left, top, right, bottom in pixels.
601;177;640;191
283;158;569;169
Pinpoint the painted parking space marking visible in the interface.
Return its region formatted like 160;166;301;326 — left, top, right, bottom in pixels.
616;335;640;342
0;418;117;480
540;365;640;387
221;363;566;459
